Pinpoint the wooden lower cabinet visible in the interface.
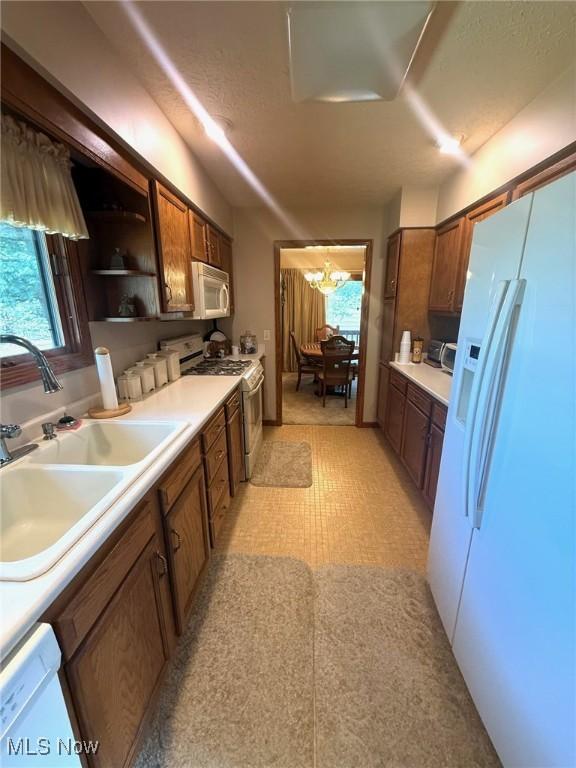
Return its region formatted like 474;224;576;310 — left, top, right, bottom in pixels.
65;536;170;768
400;398;430;487
226;400;244;496
164;464;210;634
423;422;444;508
384;383;405;454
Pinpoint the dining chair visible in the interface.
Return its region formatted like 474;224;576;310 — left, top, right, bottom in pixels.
317;335;355;408
314;324;340;342
290;330;321;391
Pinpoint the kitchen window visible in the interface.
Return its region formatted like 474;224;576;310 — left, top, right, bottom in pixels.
0;221;92;388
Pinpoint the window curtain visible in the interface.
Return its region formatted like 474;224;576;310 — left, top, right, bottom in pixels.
281;268;326;372
1;114;89;240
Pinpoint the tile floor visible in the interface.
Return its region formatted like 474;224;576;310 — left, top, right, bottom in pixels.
282;372;357;426
217;425;431;571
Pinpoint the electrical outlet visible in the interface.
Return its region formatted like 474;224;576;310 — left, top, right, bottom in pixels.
263;330;271;341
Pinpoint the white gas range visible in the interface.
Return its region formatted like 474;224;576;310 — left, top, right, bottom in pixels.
160;334;263;478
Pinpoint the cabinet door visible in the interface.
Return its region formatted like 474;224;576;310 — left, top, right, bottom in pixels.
423;422;445;509
206;226;222;268
219;236;234;312
379;298;395;364
376;363;389;428
189;210;208;263
384;382;406;454
152;181;193;312
165;465;209;634
428;218;465;313
227;405;244;496
66;538;169;768
454;192;510;311
400;399;430;488
383;231;401;298
511;151;576;200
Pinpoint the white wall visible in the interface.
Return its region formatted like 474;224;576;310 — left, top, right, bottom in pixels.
437;65;576;221
228;206;388;423
1;1;232;233
399;187;438;228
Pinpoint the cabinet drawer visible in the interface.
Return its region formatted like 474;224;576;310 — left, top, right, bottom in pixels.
204;427;228;485
407;383;432;416
432;401;447;430
225;388;241;419
389;369;407;394
210;483;231;545
55;498;156;660
207;456;229;514
158;439;201;514
202;407;226;452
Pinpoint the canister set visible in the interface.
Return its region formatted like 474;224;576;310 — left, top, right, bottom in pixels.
117;349;180;402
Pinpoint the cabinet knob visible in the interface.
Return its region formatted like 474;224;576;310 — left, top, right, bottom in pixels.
156;552;168;576
165;282;173;303
447;288;454;299
171;528;182;552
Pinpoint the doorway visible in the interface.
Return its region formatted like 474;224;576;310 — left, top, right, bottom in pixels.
274;239;372;427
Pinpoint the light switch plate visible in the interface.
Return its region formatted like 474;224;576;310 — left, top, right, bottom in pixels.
263;330;271;341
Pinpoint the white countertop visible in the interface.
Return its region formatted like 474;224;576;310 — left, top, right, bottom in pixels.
389;360;452;407
0;371;254;660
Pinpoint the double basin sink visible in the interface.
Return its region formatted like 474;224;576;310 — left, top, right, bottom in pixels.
0;420;187;582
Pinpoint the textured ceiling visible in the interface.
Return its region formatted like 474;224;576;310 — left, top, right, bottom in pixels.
84;1;576;207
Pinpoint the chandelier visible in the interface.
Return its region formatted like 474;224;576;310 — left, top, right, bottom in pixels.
304;261;350;295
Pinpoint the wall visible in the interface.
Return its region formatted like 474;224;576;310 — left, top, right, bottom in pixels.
437;65;576;221
399;187;438;228
1;1;232;232
228;206;387;423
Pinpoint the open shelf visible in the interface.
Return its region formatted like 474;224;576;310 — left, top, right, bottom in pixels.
86;210;147;223
92;269;157;277
98;316;158;323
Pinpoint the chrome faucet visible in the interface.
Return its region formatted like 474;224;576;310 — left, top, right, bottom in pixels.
0;334;63;467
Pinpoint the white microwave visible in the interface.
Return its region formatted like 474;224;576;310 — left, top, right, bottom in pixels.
191;262;230;320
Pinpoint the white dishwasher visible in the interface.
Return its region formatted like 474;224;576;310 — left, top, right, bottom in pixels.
1;624;81;767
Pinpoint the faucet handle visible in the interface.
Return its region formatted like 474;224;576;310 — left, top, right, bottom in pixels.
42;422;57;440
0;424;22;439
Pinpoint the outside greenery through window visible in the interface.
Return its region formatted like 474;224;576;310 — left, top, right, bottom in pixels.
0;222;64;357
325;280;363;344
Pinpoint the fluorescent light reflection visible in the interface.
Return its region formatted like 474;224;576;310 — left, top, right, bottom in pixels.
121;1;305;237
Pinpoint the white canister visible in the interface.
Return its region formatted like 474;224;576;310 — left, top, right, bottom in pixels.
118;371;142;401
127;363;155;394
156;348;181;381
145;354;169;388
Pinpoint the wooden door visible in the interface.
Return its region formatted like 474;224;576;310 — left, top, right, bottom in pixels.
189;210;208;263
227;406;244;496
164;465;209;634
423;422;444;509
206;226;222;268
376;363;389;428
400;399;430;488
66;538;169;768
151;181;193;312
454;192;510;311
219;236;234;312
383;231;401;298
384;382;405;454
428;218;465;313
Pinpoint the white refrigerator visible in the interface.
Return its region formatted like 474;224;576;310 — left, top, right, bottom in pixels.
428;172;575;768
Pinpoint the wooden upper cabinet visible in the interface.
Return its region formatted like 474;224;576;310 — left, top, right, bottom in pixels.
383;231;401;298
189;210;209;263
454;191;510;311
511;151;576;200
164;465;209;634
206;225;222;268
151;181;193;312
428;217;465;313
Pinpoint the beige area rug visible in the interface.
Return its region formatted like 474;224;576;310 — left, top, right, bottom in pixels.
250;440;312;487
135;555;314;768
314;566;501;768
282;372;356;426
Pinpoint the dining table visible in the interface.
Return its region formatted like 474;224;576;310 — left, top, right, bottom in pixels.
300;342;360;361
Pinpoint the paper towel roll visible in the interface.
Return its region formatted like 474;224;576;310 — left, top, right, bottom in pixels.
95;347;119;410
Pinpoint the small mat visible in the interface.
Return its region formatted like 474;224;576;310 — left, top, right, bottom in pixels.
314;566;501;768
250;441;312;487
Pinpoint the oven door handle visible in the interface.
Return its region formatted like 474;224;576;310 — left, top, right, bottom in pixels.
244;376;264;397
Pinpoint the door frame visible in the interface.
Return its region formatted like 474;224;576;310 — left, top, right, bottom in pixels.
273;239;373;427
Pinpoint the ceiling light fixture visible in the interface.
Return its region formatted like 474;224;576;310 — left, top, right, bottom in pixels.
304;261;350;296
437;133;465;156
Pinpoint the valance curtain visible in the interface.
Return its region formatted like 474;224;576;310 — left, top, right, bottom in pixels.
281;268;326;372
1;114;89;240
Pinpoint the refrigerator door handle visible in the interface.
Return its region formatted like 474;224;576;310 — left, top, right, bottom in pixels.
469;279;526;529
462;280;510;518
